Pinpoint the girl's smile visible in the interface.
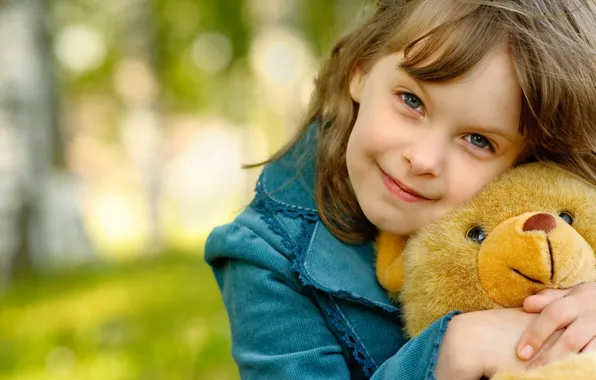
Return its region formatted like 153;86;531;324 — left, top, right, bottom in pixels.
379;166;435;203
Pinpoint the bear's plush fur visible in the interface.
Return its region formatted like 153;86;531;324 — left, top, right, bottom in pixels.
376;162;596;379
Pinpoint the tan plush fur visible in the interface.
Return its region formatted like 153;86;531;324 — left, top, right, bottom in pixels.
376;162;596;379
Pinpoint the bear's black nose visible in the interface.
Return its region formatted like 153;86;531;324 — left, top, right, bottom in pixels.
523;213;556;233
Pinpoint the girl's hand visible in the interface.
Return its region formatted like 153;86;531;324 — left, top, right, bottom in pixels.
436;308;542;379
517;284;596;368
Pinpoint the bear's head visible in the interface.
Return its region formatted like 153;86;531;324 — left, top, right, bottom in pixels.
376;162;596;337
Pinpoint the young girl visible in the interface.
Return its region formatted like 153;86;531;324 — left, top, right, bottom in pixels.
205;1;596;379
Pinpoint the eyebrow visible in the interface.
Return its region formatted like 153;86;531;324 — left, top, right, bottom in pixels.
397;64;431;100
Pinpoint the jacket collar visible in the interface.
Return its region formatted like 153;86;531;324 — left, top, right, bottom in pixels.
300;222;398;313
258;123;398;313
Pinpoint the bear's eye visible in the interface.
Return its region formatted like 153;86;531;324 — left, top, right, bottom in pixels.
466;226;486;244
559;212;573;225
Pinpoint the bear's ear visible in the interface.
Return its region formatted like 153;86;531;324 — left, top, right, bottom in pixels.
375;232;407;292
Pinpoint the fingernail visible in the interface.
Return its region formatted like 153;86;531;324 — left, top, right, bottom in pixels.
519;345;534;360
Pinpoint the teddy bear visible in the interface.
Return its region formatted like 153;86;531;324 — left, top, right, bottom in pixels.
375;162;596;379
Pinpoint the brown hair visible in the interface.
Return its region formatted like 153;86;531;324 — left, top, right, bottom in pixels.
258;0;596;244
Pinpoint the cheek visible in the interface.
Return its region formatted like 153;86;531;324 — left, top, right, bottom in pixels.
353;91;401;143
346;121;373;179
351;116;408;160
446;165;505;206
346;121;365;164
345;133;357;178
445;149;519;206
450;177;489;206
347;117;379;161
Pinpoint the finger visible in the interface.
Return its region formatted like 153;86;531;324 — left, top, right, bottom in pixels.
581;337;596;353
529;317;596;368
527;329;565;368
523;288;571;313
517;296;577;360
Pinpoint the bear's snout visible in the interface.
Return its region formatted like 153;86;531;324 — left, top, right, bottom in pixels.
478;212;596;307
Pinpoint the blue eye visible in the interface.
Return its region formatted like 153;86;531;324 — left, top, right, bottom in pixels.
464;134;493;151
559;212;573;225
400;93;423;111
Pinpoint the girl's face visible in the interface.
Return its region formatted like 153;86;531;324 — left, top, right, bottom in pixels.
346;47;526;236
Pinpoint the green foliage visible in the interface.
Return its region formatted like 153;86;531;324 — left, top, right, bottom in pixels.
52;0;367;117
0;254;238;380
51;0;120;97
153;0;252;114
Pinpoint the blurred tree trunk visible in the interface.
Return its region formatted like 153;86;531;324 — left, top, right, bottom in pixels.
120;0;164;254
1;0;59;278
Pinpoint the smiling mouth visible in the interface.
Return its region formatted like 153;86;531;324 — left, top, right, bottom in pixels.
379;168;431;202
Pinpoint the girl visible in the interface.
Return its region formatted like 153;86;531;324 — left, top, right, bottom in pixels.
205;0;596;379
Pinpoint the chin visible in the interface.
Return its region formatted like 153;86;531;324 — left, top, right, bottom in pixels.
385;225;419;236
370;217;417;236
361;202;418;235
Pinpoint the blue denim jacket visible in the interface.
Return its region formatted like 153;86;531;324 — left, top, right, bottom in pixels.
204;127;458;379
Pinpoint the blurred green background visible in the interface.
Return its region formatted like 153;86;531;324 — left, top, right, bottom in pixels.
0;0;369;378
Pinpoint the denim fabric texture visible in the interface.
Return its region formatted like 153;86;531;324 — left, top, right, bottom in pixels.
204;125;459;379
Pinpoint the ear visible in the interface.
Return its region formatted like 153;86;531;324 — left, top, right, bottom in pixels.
349;65;366;104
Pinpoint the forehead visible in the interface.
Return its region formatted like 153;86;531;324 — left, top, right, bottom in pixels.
427;48;522;132
385;1;508;81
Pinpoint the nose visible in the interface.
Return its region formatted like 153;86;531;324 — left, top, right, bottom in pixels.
403;136;445;177
523;213;556;233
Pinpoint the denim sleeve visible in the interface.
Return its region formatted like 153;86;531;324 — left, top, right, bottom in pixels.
372;312;460;380
205;223;457;380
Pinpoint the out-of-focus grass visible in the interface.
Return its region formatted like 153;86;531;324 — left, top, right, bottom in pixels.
0;253;238;380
